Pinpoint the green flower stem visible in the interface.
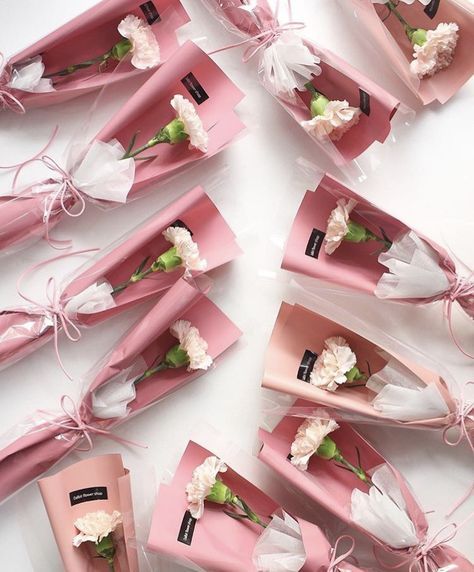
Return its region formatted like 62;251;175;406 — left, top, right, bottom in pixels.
133;361;170;385
122;117;189;160
316;437;373;487
346;365;366;383
121;130;170;159
108;562;115;572
95;536;117;572
384;2;426;43
333;451;373;487
111;247;183;295
231;496;267;529
44;39;132;79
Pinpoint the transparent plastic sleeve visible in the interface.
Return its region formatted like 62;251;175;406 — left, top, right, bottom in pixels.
258;413;473;570
200;0;415;182
0;184;242;374
280;173;474;356
0;277;242;505
260;299;470;435
145;432;367;571
0;0;190;113
0;40;245;253
338;0;474;105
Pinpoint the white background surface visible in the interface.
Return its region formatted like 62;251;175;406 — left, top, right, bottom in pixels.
0;0;473;570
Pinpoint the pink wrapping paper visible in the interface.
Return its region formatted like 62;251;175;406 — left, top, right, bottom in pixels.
348;0;474;104
0;41;245;252
147;440;364;572
282;174;473;317
259;414;473;570
0;185;241;371
263;301;460;430
0;278;242;503
202;0;401;163
38;454;138;572
2;0;189;111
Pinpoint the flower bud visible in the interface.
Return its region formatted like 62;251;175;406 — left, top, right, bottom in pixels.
206;479;234;505
112;38;133;61
345;220;376;244
316;436;338;460
346;365;365;382
152;246;182;272
164;344;189;369
310;94;330;118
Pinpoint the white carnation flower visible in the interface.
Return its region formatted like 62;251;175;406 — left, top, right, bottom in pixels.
301;100;360;141
118;14;160;69
410;23;459;78
290;417;339;471
324;198;357;255
170;320;213;371
310;336;357;392
72;510;123;547
170;94;209;152
185;456;227;519
163;226;207;273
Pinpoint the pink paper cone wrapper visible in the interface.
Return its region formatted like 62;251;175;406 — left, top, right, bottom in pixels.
202;0;401;163
3;0;190;111
147;440;364;571
283;174;467;309
263;301;459;430
0;41;245;252
348;0;474;104
0;278;241;503
0;185;241;372
38;454;139;572
258;413;473;570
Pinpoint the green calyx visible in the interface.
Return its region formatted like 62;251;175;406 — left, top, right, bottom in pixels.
151;246;183;272
346;365;366;382
164;344;190;369
408;28;428;46
95;535;116;569
111;38;133;61
344;220;378;244
162;118;188;145
310;94;330;117
206;479;234;505
316;436;338;460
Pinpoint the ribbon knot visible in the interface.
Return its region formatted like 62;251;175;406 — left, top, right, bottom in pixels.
407;523;457;572
328;535;356;572
16;249;99;379
241;21;306;62
443;381;474;453
45;395;147;451
0;54;25;114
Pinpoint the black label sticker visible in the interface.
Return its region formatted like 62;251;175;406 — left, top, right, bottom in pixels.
424;0;440;19
305;229;326;259
181;73;209;105
69;487;108;506
359;89;371;116
140;1;161;25
170;219;193;236
177;511;197;545
297;349;318;382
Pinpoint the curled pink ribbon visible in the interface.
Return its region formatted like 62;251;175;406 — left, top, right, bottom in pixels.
374;513;473;572
43;395;147;451
0;126;88;249
328;535;356;572
16;249;99;379
443;381;474;453
443;274;474;359
0;53;26;114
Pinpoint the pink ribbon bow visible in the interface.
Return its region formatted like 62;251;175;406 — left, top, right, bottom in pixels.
0;126;87;249
16;249;99;379
328;535;356;572
443;381;474;453
0;53;26;114
43;395;147;451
